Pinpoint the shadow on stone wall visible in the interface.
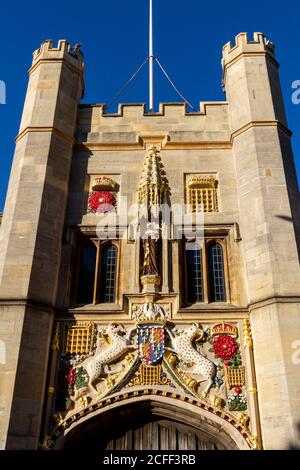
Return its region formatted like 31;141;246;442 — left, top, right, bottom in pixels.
289;423;300;449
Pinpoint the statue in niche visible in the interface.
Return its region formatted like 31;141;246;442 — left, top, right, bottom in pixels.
141;223;160;277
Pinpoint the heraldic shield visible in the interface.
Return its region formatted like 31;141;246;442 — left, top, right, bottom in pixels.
136;324;165;364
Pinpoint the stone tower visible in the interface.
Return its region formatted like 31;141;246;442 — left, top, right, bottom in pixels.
0;33;299;450
222;32;300;447
0;40;84;448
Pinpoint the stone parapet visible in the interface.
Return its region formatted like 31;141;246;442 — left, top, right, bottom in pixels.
32;39;84;70
222;32;276;70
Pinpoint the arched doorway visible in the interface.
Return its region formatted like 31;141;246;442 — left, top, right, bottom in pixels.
58;396;249;450
101;419;220;451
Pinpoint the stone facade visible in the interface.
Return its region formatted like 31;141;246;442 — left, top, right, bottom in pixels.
0;33;299;450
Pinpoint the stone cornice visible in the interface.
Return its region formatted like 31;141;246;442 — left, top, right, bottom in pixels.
16;126;75;145
231;120;292;143
29;57;83;76
75;121;291;152
248;295;300;312
77;140;232;151
0;298;55;314
3;296;298;318
76;132;232;151
162;140;231;150
223;51;279;72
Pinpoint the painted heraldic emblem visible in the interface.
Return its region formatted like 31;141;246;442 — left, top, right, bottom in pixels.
136;325;165;364
134;302;167;364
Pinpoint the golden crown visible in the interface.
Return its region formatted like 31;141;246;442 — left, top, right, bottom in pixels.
91;176;117;191
210;322;238;338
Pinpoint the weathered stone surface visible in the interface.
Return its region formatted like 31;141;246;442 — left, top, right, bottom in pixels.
0;33;299;450
0;40;83;449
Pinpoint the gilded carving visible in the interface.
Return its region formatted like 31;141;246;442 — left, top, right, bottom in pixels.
186;175;218;213
76;323;135;393
137;146;170;207
48;316;255;451
225;365;246;388
243;319;253;349
129;363;169;386
51;322;60;351
166;324;216;396
61;321;95;355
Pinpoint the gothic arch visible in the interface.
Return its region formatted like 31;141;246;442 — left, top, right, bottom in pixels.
53;393;252;450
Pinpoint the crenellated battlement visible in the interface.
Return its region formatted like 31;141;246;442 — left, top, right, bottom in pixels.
222;32;276;68
79;101;228;118
31;39;84;70
76;101;230;146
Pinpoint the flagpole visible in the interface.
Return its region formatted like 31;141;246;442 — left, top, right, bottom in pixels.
149;0;154;111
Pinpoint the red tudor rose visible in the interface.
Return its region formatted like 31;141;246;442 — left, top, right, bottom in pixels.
88;190;116;213
212;334;239;360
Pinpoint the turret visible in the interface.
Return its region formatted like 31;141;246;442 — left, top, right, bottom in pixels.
223;32;300;449
222;32;286;129
0;40;84;449
222;32;300;300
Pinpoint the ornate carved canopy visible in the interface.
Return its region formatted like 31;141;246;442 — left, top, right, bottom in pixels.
137;146;170;208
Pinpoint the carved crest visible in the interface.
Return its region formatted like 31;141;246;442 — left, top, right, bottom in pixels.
134;302;166;365
136;325;165;365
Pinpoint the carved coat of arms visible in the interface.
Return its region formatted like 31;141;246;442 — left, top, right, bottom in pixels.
136;324;165;364
134;302;166;365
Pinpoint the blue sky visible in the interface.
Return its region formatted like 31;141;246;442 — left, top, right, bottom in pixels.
0;0;300;211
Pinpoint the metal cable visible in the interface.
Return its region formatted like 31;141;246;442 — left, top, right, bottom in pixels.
105;55;195;112
105;57;149;111
155;57;195;110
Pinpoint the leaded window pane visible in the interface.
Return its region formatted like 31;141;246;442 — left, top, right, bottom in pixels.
208;243;226;302
187;244;204;303
99;244;117;303
76;244;96;304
